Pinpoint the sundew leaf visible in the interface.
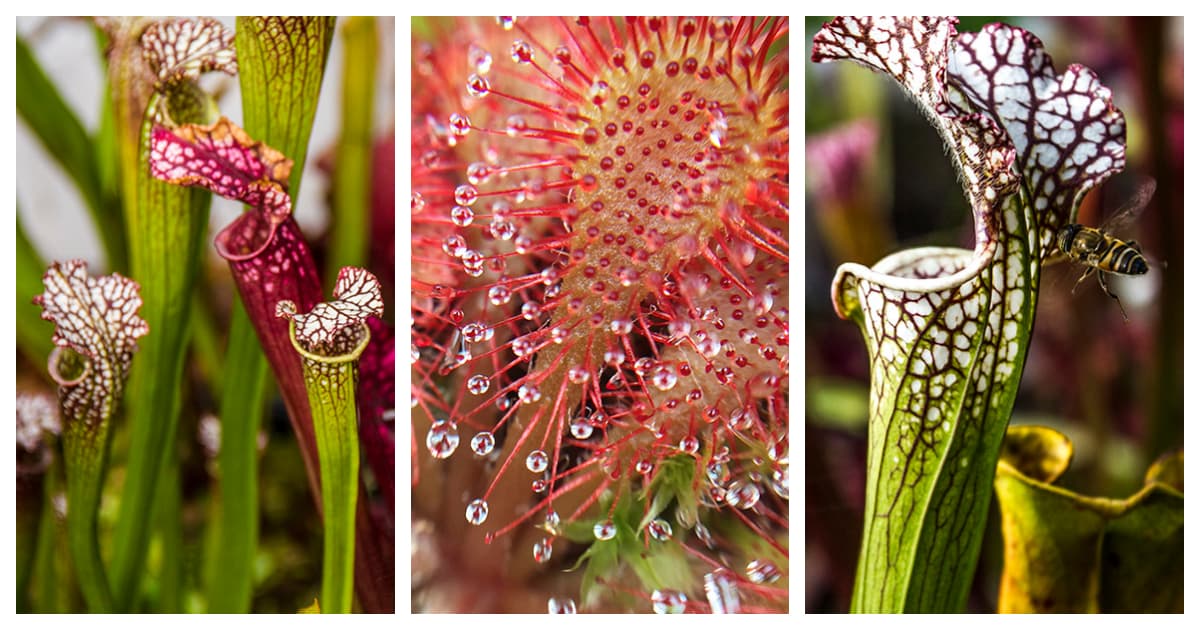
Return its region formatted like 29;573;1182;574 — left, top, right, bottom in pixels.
812;16;1126;612
994;426;1183;613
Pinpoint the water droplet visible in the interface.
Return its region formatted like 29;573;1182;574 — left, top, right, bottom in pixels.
454;184;479;206
532;478;547;493
552;46;572;66
488;285;512;305
548;597;576;614
593;520;616;540
544;510;561;534
442;234;467;257
526;449;549;473
510;39;534;64
726;480;761;509
652;365;678;391
465;498;489;525
533;537;553;563
648;519;672;541
466;73;490;97
668;320;692;338
448;112;471;137
708;117;728;148
569;416;594;439
518;384;542;404
466;374;491;395
496;16;516;30
468;44;492;74
679;436;700;453
651;589;687;614
462;322;492;343
603;348;626;366
509;336;532;358
425;420;459;459
703;569;741;614
635;458;653;475
505;115;528;136
521;302;542;320
609;318;633;335
771;467;789;499
450;205;475;227
697;336;721;358
695;523;717;548
470;431;495;456
489;218;517;240
566;366;590;384
411;191;425;214
746;559;781;584
466;162;492;185
706;461;730;486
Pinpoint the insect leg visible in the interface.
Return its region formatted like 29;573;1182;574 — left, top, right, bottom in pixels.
1071;267;1096;295
1097;271;1130;322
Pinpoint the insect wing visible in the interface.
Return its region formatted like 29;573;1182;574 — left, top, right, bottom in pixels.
1097;176;1156;236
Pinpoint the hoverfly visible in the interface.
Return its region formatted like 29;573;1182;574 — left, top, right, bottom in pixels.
1055;177;1156;321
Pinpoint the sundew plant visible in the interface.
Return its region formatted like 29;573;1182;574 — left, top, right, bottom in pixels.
805;16;1182;613
15;16;396;613
411;16;789;613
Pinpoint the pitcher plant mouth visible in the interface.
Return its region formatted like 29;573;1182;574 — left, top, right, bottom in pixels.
811;16;1129;613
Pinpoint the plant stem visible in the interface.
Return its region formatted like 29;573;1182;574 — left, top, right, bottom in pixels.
290;320;370;613
206;301;269;612
60;367;115;613
326;16;377;280
110;86;213;610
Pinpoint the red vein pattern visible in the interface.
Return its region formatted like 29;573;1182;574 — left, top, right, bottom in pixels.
140;17;237;86
149;116;293;222
278;267;385;357
811;16;1128;611
34;261;148;430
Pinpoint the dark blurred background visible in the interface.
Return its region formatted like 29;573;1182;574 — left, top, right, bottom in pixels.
803;16;1184;613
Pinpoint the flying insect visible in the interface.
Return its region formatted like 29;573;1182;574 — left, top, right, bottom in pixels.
1055;177;1156;321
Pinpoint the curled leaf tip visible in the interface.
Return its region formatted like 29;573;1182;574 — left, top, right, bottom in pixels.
33;260;148;427
141;17;237;86
278;267;384;358
149;116;293;221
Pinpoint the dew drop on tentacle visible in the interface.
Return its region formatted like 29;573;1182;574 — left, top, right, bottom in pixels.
569;416;594;439
593;520;616;540
746;559;781;584
532;537;553;563
703;569;741;614
547;597;576;614
465;498;489;525
426;419;460;459
647;518;673;541
525;449;549;473
651;589;687;614
470;431;495;456
466;374;490;395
